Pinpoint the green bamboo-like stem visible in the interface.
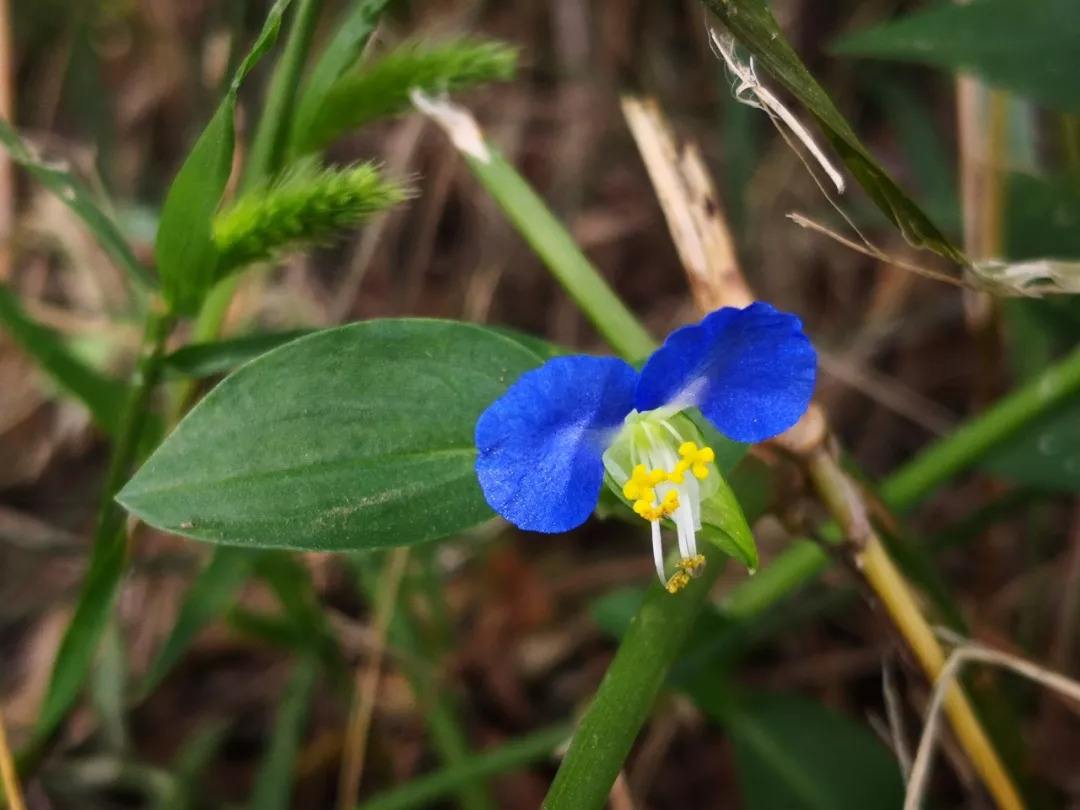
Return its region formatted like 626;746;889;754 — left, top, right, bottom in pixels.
543;549;724;809
882;343;1080;508
243;0;323;190
801;447;1022;810
355;723;572;810
463;149;656;361
22;302;175;770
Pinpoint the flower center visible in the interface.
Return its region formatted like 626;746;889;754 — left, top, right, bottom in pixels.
602;410;718;593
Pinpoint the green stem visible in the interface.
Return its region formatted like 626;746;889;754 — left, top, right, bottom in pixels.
543;549;724;809
882;343;1080;509
463;149;656;360
188;0;326;379
243;0;324;189
353;556;494;810
355;724;571;810
22;303;175;770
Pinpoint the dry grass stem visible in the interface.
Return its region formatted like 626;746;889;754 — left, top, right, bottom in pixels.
905;635;1080;810
620;95;751;310
0;705;26;810
336;548;411;810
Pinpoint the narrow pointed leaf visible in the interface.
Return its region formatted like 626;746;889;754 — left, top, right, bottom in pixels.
0;119;153;289
0;283;125;434
289;0;393;155
700;0;965;264
155;0;292;314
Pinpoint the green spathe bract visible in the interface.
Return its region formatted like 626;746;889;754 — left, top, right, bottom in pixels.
118;319;544;551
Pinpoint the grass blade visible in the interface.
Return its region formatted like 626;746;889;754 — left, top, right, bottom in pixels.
289;0;392;156
155;0;293;314
0;119;154;290
700;0;966;265
457;145;655;360
296;41;516;155
0;283;125;434
355;724;571;810
138;547;253;698
247;656;318;810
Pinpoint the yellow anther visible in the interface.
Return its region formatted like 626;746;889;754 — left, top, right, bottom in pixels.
624;464;666;502
679;554;706;575
677;442;715;480
667;459;690;484
659;489;680;517
665;570;692;594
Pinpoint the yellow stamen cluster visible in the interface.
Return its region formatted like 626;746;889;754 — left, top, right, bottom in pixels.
622;464;665;504
665;554;707;593
621;442;715;524
674;442;715;482
623;465;679;522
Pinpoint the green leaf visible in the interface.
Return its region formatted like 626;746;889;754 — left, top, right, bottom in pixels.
0;119;154;290
118;319;544;551
154;0;292;314
0;283;126;434
982;175;1080;490
700;475;757;570
981;398;1080;491
289;0;393;156
1006;173;1080;261
139;547;253;697
700;0;965;264
295;40;517;155
163;327;561;381
834;0;1080;113
247;656;318;810
163;330;313;378
691;686;904;810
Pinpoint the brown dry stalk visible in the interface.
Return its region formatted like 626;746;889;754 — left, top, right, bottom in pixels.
0;0;14;281
0;705;27;810
623;94;1023;810
906;636;1080;810
620;96;752;309
336;547;411;810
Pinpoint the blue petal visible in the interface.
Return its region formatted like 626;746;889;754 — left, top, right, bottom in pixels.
476;356;637;533
635;302;816;442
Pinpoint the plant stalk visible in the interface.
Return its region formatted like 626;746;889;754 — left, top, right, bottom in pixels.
192;0;325;353
356;724;572;810
543;550;725;809
23;301;174;769
802;448;1023;810
0;707;26;810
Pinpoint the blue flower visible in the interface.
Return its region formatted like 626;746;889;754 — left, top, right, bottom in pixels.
475;302;816;592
